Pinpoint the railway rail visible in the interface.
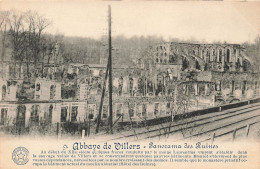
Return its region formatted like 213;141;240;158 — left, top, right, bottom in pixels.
109;102;260;141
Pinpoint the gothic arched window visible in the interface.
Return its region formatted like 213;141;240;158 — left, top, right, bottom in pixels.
219;49;222;62
226;49;230;62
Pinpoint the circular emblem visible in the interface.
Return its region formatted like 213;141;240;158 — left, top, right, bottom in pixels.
12;147;29;165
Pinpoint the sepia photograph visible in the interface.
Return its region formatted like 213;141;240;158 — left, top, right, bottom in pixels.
0;0;259;168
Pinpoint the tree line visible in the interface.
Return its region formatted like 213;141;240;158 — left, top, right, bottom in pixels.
0;10;51;65
1;10;259;72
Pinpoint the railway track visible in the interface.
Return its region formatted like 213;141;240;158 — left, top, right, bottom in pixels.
109;102;260;141
176;111;260;142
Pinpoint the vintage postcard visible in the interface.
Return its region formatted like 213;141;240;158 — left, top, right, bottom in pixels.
0;0;259;169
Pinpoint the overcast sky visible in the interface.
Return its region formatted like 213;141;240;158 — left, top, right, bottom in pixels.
1;0;260;43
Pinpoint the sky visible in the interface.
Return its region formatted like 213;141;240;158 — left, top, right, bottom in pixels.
1;0;260;44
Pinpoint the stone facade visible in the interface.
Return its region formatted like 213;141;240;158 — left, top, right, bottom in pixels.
154;42;249;72
0;42;259;131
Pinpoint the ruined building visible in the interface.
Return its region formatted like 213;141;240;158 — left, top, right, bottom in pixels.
0;42;259;133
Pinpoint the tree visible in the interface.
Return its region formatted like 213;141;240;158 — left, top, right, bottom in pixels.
0;11;10;77
1;10;52;79
0;11;9;58
24;11;51;75
242;36;260;73
7;10;27;61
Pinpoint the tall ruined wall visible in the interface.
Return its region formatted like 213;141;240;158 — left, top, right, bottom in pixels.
154;42;245;72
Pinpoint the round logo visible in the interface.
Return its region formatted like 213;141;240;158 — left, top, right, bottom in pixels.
12;147;29;165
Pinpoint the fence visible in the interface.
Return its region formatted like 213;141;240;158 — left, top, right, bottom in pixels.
208;122;258;143
118;97;260;128
1;97;259;139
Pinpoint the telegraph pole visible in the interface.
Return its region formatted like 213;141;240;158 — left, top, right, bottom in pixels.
95;5;113;134
108;5;113;134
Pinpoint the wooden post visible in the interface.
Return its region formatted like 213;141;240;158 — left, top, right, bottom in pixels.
108;5;113;134
171;110;174;122
145;77;148;96
95;62;109;134
211;132;215;143
121;114;124;130
232;128;237;142
246;124;250;137
57;122;61;139
88;118;91;137
212;95;215;107
82;129;85;139
153;81;156;96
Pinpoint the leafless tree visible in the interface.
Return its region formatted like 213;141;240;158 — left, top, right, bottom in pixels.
0;11;9;54
24;11;51;75
7;10;27;61
1;10;52;79
0;11;9;75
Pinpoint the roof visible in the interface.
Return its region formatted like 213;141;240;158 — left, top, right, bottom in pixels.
69;63;134;69
157;41;241;46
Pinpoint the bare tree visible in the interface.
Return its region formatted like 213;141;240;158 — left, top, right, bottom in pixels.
0;11;9;54
2;10;52;79
8;11;27;61
0;11;9;77
24;11;51;76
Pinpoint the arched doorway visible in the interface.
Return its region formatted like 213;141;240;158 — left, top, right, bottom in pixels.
2;85;6;100
218;49;222;62
16;105;26;134
226;49;230;62
195;60;200;70
48;105;53;124
156;74;164;95
50;85;56;99
182;56;189;71
206;49;210;62
30;105;40;126
0;108;7;125
138;77;145;96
